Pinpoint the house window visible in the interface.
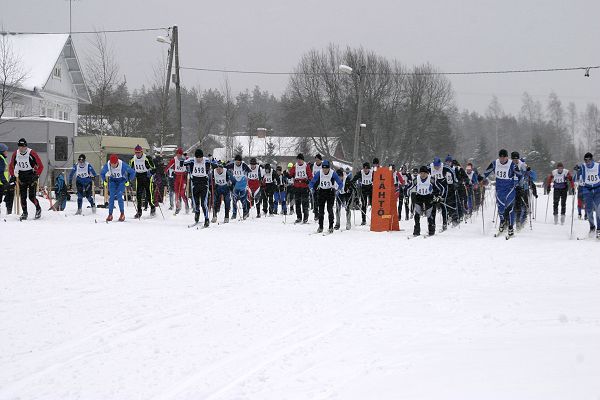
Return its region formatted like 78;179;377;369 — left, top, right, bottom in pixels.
13;103;24;118
55;136;68;161
53;66;61;79
46;108;54;118
58;111;63;120
63;112;69;121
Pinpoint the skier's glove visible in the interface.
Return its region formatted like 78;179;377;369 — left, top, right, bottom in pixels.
433;196;441;203
9;176;16;186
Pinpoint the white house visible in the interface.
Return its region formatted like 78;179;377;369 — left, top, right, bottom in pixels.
2;33;90;127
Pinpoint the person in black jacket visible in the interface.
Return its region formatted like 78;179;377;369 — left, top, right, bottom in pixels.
334;167;355;230
351;162;374;225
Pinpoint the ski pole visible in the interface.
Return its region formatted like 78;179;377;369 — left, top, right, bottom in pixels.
569;184;576;239
544;190;550;223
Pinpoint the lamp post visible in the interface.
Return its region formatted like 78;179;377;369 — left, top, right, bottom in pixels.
156;25;182;148
339;64;366;173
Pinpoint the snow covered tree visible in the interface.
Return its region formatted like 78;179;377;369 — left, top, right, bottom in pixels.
527;134;553;175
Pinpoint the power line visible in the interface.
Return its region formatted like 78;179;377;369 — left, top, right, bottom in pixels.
2;27;169;35
181;65;600;76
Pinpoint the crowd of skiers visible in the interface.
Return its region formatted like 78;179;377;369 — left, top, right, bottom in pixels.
1;138;599;239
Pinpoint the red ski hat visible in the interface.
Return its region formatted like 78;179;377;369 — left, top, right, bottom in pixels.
109;154;119;164
176;147;184;155
134;145;143;152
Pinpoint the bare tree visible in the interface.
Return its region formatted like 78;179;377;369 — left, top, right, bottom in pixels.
0;34;27;119
566;102;578;151
581;103;600;151
222;78;237;159
84;31;120;134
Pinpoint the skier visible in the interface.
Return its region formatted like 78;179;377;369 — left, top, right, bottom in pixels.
0;143;10;215
351;162;374;225
129;145;156;218
261;163;277;215
545;162;574;225
429;157;453;230
398;165;411;220
247;158;263;217
440;155;460;226
273;165;288;214
334;167;354;230
185;148;212;226
286;162;295;215
483;149;521;238
162;148;189;214
464;162;479;216
68;154;97;215
311;154;323;221
408;165;443;236
8;138;44;220
288;153;313;224
54;174;68;211
166;163;175;210
226;154;251;219
100;154;136;222
309;160;343;233
576;152;600;238
512;152;537;230
211;162;235;223
451;159;469;221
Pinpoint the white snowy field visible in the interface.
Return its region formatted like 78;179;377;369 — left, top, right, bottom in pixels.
1;193;599;400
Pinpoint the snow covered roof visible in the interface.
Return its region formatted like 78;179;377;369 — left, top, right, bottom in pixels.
1;33;91;103
208;134;341;161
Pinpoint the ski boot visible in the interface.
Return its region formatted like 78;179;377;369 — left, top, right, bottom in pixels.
294;218;302;224
441;223;448;232
106;214;113;222
507;226;515;238
346;222;351;230
194;212;200;223
498;222;505;233
334;223;340;230
317;226;323;233
589;225;597;238
150;207;156;217
328;227;334;234
134;212;142;219
204;219;210;228
232;212;237;220
34;207;41;219
168;205;173;211
223;217;229;223
302;218;308;224
75;208;82;215
560;214;566;225
553;214;558;225
596;229;600;240
361;220;366;226
118;213;125;222
211;215;217;223
20;212;28;221
92;205;97;214
256;211;261;218
175;207;181;215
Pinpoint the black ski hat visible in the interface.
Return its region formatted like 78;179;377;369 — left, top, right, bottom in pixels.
234;154;242;161
78;154;86;161
363;162;371;169
264;163;271;170
194;148;203;158
511;151;520;159
297;153;304;160
584;152;593;160
315;154;322;160
372;157;380;165
17;138;27;147
336;168;344;176
499;149;508;157
250;157;257;165
412;167;418;173
419;165;429;173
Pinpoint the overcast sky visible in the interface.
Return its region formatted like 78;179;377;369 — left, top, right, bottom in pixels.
2;0;600;115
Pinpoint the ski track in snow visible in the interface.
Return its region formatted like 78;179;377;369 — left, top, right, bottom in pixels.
1;194;600;400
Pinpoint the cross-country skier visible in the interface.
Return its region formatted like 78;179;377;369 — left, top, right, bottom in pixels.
576;152;600;238
68;154;97;215
351;162;374;226
226;154;251;219
273;165;288;214
483;149;522;238
128;145;156;218
465;162;479;216
288;153;313;224
0;143;10;215
163;148;189;214
309;160;343;233
185;148;212;226
286;162;295;215
398;165;411;220
545;162;574;225
211;162;235;223
8;138;44;220
408;165;443;236
311;154;323;221
247;158;263;217
512;152;537;230
261;163;277;215
429;157;453;230
100;154;136;222
334;167;354;230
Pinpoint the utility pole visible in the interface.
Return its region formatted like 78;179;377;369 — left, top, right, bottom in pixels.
352;65;366;174
173;25;182;148
163;29;175;150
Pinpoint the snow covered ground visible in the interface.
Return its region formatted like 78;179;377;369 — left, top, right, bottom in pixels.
1;193;599;400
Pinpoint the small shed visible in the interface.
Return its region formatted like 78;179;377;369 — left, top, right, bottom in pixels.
74;135;151;175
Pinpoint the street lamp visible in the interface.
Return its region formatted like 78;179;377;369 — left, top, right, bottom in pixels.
339;64;366;174
156;26;182;148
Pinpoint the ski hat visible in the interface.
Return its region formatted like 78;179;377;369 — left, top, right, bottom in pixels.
216;161;224;168
176;147;184;155
412;167;419;173
234;154;242;161
109;154;119;164
17;138;27;147
433;157;442;166
363;162;371;169
287;162;293;168
315;154;322;160
336;168;344;176
584;152;593;160
0;143;8;152
296;153;304;160
445;155;453;162
419;165;429;173
276;165;282;171
134;145;143;152
264;163;271;170
511;151;520;159
372;157;380;165
322;160;331;168
556;162;564;168
250;157;257;165
499;149;508;157
78;154;86;161
194;148;203;158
